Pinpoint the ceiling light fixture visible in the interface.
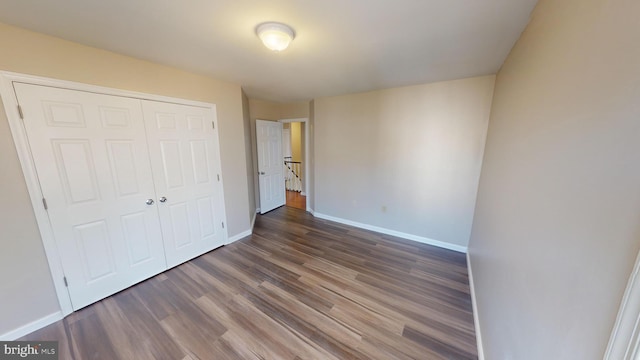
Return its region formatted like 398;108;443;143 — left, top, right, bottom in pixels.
256;22;295;52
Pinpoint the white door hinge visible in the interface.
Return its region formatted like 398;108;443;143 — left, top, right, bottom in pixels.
221;222;225;229
212;121;215;130
17;105;24;119
217;174;220;181
42;198;48;210
63;277;68;287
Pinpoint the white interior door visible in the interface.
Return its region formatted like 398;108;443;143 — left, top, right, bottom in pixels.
142;101;226;268
14;83;167;310
256;120;285;214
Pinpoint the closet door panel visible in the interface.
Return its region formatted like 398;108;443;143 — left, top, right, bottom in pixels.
14;83;166;310
142;101;225;268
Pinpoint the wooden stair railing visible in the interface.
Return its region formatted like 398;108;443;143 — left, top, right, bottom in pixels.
284;159;302;192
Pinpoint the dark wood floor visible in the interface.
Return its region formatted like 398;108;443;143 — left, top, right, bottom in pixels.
286;190;306;210
20;206;477;360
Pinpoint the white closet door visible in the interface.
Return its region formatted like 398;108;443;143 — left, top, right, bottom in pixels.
142;101;225;268
14;83;166;310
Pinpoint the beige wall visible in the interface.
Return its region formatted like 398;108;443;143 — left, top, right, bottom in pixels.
0;22;252;336
248;99;282;121
468;0;640;358
314;76;495;248
290;122;303;162
247;99;309;210
280;102;310;120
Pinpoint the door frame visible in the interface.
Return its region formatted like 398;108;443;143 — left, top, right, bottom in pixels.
279;117;310;209
0;71;228;317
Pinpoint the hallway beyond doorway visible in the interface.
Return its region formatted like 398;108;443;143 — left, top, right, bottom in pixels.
286;190;306;210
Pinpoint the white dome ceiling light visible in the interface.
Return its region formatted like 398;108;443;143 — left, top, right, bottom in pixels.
256;22;295;52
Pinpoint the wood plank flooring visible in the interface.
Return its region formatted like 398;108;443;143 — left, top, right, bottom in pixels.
20;206;477;359
286;190;306;210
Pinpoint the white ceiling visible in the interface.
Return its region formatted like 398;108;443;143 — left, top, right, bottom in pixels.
0;0;538;102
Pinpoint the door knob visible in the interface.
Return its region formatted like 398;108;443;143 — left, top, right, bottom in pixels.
146;199;155;205
159;196;167;203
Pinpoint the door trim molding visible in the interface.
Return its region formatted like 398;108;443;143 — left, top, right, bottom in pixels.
605;250;640;359
0;71;227;320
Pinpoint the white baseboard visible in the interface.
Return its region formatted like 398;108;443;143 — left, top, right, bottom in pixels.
227;229;252;244
467;252;485;360
306;207;314;215
312;212;467;253
256;208;261;213
0;311;63;340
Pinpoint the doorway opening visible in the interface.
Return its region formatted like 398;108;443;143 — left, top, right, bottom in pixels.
281;120;307;211
285;190;306;210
